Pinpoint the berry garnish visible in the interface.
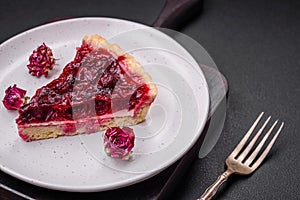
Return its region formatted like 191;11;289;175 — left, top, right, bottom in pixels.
104;127;135;160
27;43;55;77
2;84;28;110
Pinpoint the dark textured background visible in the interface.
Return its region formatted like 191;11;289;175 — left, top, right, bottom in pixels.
0;0;299;199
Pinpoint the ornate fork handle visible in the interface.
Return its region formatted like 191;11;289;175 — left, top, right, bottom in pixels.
197;113;284;199
198;169;233;200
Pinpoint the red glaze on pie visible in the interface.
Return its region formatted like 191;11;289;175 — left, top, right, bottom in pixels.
16;35;157;141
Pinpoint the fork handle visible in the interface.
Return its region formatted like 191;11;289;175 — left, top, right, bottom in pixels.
197;169;233;200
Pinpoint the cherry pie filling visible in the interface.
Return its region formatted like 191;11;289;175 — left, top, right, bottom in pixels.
16;42;151;126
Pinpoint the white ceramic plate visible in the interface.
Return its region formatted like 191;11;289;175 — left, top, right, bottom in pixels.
0;17;209;192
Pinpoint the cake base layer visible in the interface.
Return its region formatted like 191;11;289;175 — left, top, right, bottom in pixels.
18;106;149;142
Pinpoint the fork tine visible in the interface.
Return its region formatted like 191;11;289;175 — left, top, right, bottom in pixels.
251;122;284;169
229;112;264;158
237;116;271;161
244;120;278;166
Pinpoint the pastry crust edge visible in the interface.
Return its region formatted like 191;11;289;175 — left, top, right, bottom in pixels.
19;106;149;142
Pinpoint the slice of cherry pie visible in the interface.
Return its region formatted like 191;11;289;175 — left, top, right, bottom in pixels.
16;35;157;141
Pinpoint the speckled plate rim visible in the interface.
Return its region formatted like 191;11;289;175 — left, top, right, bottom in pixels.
0;17;210;192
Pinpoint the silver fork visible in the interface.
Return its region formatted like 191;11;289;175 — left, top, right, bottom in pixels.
198;112;284;200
